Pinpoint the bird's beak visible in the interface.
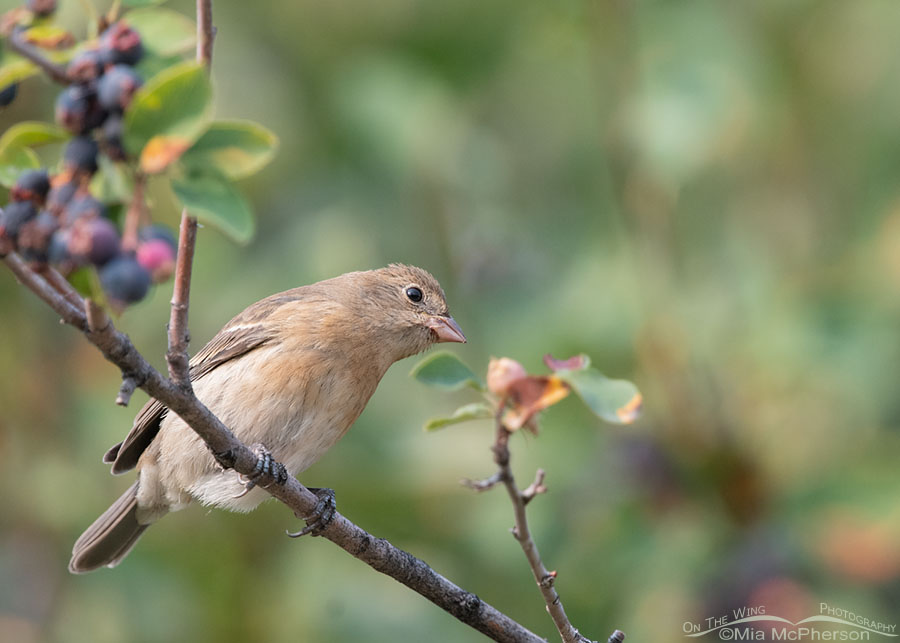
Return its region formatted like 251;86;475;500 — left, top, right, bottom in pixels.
426;315;467;343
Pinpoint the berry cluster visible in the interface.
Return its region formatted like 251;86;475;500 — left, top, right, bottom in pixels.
0;162;176;305
0;20;176;307
56;20;144;159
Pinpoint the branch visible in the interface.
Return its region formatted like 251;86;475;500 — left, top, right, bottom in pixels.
479;408;623;643
8;28;70;85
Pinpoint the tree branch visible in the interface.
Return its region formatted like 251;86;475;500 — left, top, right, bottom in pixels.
7;28;70;85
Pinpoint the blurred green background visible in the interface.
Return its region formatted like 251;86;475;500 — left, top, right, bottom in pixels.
2;0;900;641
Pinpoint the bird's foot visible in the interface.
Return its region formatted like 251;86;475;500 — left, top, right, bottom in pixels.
287;487;336;538
233;444;288;498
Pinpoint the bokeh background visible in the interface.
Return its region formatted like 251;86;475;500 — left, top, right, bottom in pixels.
2;0;900;641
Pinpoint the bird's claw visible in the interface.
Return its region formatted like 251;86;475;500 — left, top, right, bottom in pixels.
233;444;288;498
286;487;336;537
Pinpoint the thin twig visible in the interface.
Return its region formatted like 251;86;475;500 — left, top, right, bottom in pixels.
489;409;601;643
37;264;84;311
461;471;503;492
116;375;138;406
8;29;70;85
121;172;145;252
84;298;110;333
521;468;547;506
164;0;213;386
4;254;86;330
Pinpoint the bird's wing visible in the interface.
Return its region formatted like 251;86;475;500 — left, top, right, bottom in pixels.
103;322;278;474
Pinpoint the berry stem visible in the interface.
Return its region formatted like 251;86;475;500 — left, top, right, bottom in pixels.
8;29;70;85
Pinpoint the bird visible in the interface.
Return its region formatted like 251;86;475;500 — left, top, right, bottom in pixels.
69;264;466;573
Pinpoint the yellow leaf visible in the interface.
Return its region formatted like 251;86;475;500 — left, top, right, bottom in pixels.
139;135;190;174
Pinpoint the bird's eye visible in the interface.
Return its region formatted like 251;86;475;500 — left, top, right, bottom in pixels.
405;286;423;303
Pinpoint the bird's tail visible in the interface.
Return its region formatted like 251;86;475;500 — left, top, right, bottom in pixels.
69;481;151;574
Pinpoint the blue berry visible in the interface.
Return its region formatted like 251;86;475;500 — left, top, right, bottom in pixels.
100;254;151;304
0;83;17;107
97;65;143;111
11;169;51;204
63;136;100;175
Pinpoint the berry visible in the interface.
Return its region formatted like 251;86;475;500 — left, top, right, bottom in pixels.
66;49;106;84
56;85;104;134
70;216;120;266
0;83;17;107
18;210;59;263
11;169;51;205
100;254;150;304
48;228;74;266
46;179;79;216
101;114;126;161
100;22;143;66
27;0;57;16
64;189;108;224
139;224;178;250
97;65;143;112
137;238;176;283
63;136;100;175
0;200;38;241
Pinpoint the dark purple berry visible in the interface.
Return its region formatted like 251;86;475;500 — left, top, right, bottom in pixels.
56;85;103;134
100;22;143;66
138;224;178;251
18;210;59;263
70;216;120;266
48;228;73;266
46;179;79;217
11;169;51;205
66;49;106;84
101;114;127;161
27;0;57;16
97;65;142;111
100;254;150;304
0;200;38;241
63;136;99;175
0;83;17;107
63;189;108;224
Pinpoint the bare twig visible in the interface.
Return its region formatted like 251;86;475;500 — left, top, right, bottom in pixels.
4;254;86;329
165;0;214;386
37;264;84;311
521;468;547;506
8;29;70;85
120;172;145;253
484;407;618;643
196;0;216;68
115;375;138;406
461;471;503;492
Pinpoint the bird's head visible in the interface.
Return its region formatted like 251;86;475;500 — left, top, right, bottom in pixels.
335;263;466;362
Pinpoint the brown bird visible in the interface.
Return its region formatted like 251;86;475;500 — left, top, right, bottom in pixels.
69;264;465;573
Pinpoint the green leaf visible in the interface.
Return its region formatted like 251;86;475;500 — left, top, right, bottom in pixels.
0;121;69;151
0;146;40;188
181;120;279;180
410;351;483;391
556;368;643;425
171;172;255;243
424;402;493;431
125;8;196;56
124;60;213;171
0;56;38;88
123;0;168;6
